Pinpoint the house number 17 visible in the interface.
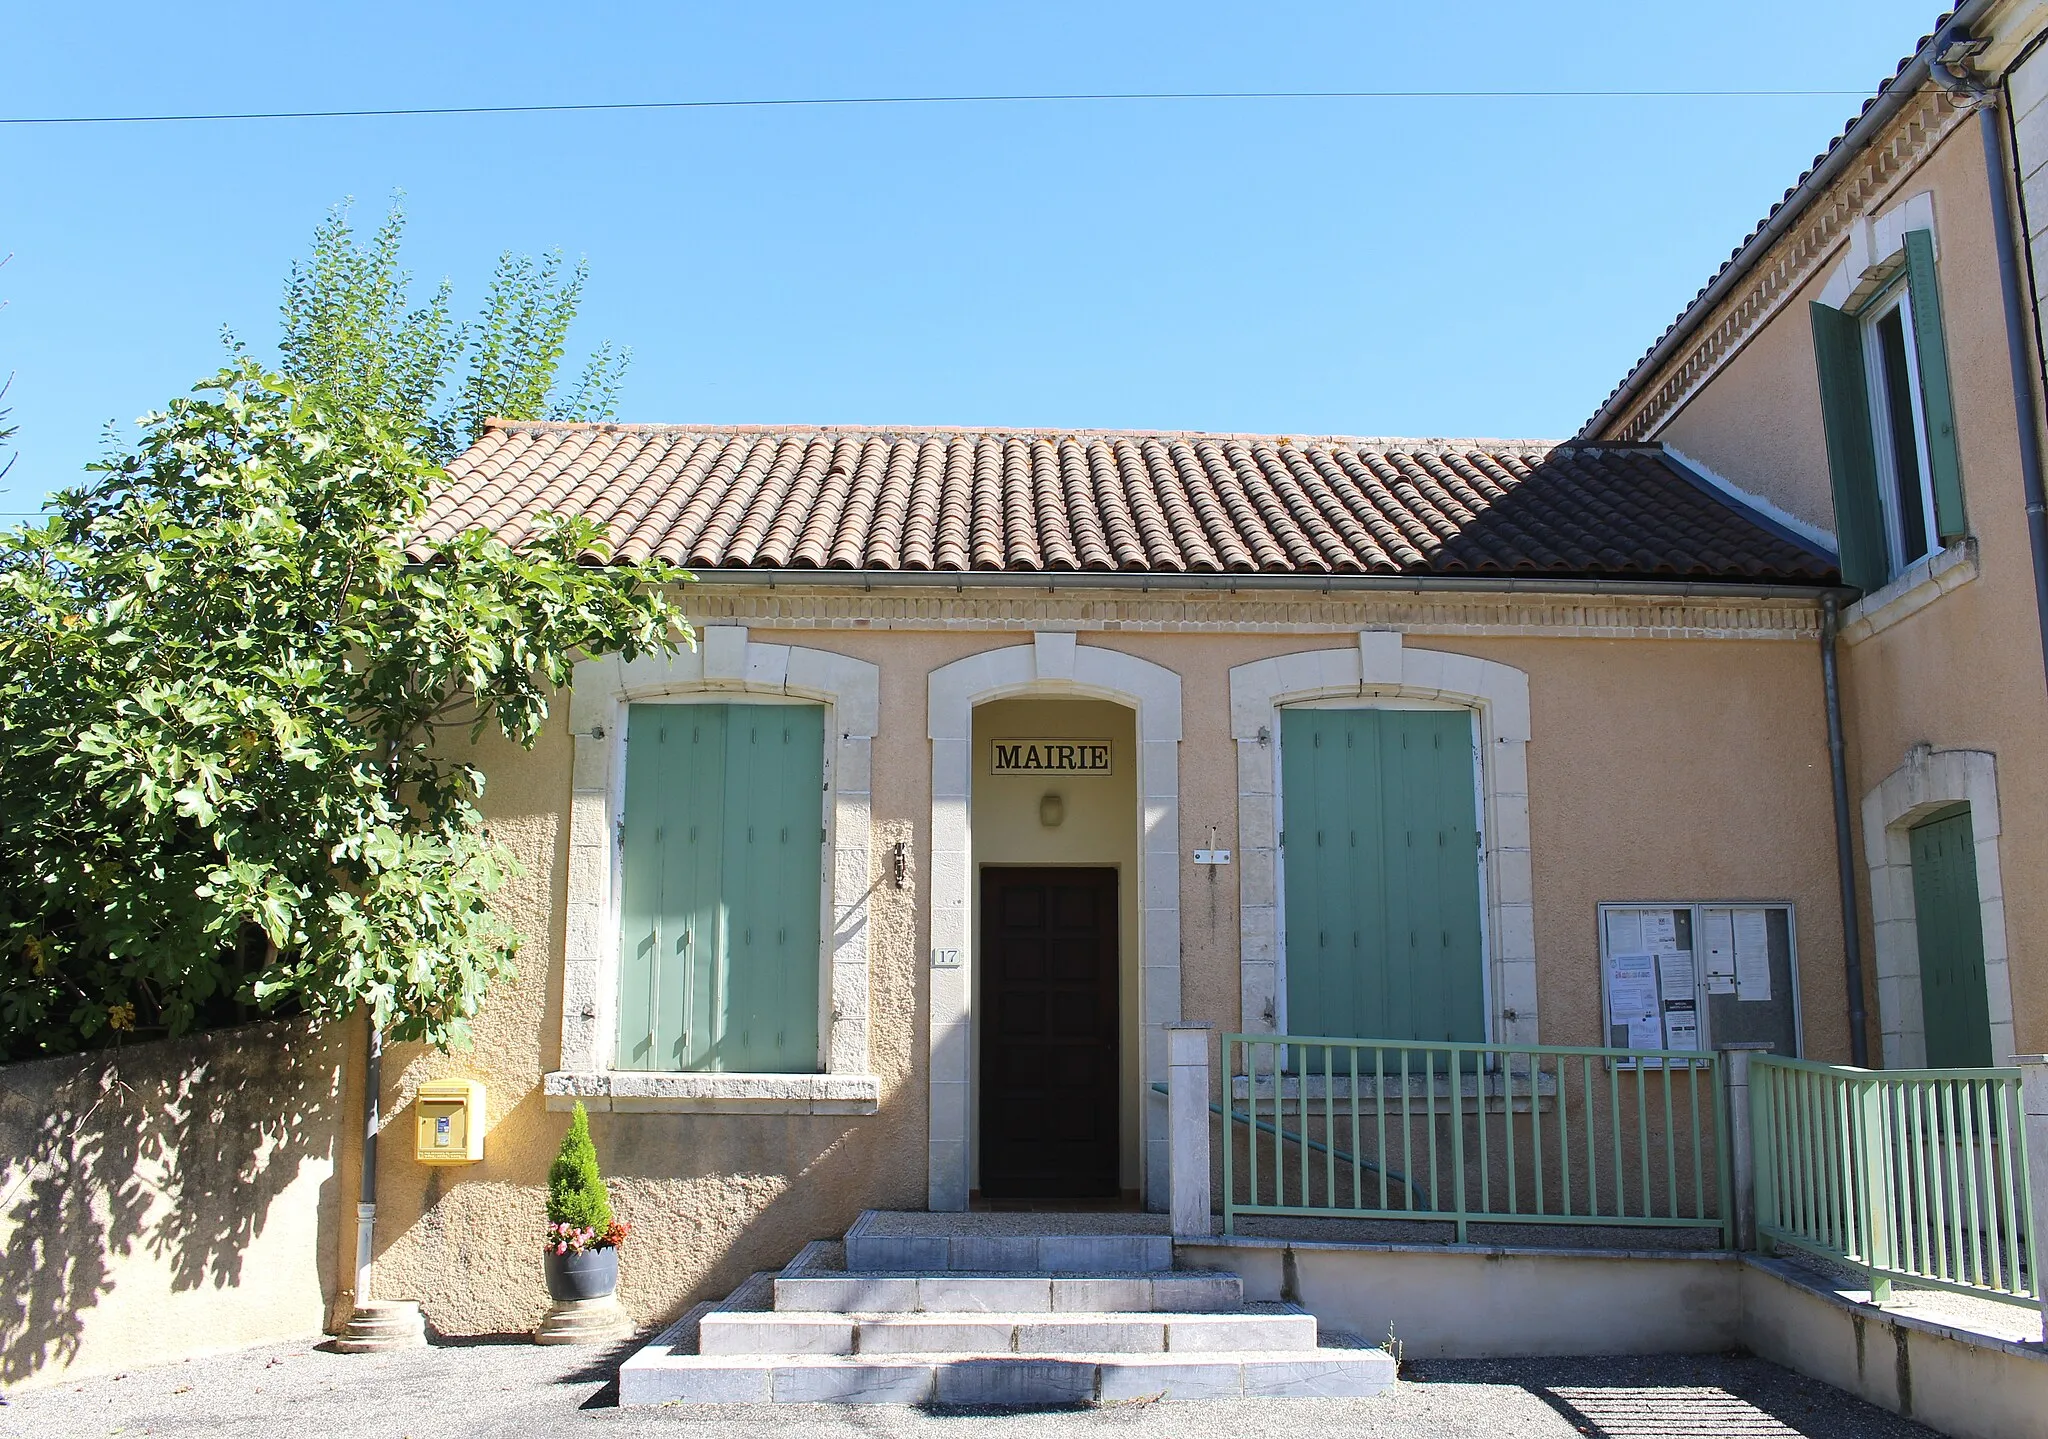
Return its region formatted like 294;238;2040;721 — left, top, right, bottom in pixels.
930;949;961;969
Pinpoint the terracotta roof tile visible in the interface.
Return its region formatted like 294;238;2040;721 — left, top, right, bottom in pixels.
415;423;1838;586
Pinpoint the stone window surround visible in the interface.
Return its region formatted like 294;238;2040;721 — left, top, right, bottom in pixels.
926;633;1183;1212
1861;744;2016;1069
544;625;882;1114
1840;538;1979;646
1816;189;1936;314
1229;632;1537;1046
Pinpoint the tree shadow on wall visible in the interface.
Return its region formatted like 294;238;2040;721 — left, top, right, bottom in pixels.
0;1016;344;1384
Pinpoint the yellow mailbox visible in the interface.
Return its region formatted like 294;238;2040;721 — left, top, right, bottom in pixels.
414;1079;486;1164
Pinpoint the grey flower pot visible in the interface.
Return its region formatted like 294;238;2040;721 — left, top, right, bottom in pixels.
543;1246;618;1302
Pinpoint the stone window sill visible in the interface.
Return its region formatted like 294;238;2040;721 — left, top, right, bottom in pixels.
1841;539;1978;645
542;1070;880;1115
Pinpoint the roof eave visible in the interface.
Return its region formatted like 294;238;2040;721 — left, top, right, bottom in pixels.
680;567;1842;602
1577;0;1997;441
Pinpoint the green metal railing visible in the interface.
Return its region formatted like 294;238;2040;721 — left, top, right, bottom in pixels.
1752;1056;2038;1307
1221;1034;1731;1243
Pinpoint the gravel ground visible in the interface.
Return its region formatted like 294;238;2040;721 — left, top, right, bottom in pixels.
0;1338;1936;1439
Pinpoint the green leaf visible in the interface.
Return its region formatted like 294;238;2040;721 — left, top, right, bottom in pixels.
0;361;688;1060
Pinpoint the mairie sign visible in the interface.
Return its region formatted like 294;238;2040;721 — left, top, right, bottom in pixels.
991;738;1114;776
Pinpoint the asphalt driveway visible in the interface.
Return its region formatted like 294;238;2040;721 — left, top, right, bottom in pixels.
1;1337;1937;1439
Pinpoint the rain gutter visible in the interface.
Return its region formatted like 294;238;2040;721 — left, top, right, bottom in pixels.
681;567;1841;602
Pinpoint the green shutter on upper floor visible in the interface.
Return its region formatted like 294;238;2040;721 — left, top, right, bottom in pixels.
1280;708;1486;1049
1902;228;1966;543
1810;299;1890;593
615;701;824;1074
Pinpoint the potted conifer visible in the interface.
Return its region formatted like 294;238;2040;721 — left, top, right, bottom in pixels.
542;1101;631;1304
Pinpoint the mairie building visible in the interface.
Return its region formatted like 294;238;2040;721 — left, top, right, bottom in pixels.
12;3;2048;1415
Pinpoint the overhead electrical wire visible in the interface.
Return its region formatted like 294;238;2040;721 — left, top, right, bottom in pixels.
1;87;1871;128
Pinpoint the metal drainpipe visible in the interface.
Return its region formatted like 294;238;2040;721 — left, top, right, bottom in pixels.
1980;95;2048;700
354;1022;381;1306
1821;594;1870;1067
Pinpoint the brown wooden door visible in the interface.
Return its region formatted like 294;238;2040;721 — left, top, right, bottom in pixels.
979;867;1120;1199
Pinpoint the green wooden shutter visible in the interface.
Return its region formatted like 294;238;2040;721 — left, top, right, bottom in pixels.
615;703;671;1070
1810;300;1889;593
671;707;733;1070
1281;708;1485;1047
615;701;823;1073
1902;229;1966;542
1909;809;1993;1068
715;704;824;1072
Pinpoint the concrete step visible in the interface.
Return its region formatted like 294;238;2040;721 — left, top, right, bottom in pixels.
773;1270;1243;1314
697;1305;1316;1357
619;1347;1398;1405
843;1213;1174;1274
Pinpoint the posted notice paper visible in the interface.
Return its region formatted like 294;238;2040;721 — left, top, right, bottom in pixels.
1607;910;1644;954
1734;908;1772;1002
1703;909;1737;995
1609;952;1661;1048
1657;948;1696;996
1663;998;1700;1051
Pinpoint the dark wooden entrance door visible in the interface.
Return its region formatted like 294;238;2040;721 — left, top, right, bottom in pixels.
979;867;1120;1199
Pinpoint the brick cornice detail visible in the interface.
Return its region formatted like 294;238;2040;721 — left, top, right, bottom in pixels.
679;585;1822;640
1604;84;1969;444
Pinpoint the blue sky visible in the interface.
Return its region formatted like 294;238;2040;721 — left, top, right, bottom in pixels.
3;1;1944;516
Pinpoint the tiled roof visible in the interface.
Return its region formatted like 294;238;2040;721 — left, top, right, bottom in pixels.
417;422;1837;584
1582;8;1960;435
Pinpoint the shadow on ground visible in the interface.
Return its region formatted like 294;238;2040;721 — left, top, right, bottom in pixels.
1407;1353;1936;1438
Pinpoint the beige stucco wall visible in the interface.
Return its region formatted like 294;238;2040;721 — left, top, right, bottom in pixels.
0;1017;348;1387
361;691;927;1338
1639;112;2048;1062
1650;96;1999;543
350;607;1846;1335
970;697;1141;1191
1831;121;2048;1062
1656;264;1839;533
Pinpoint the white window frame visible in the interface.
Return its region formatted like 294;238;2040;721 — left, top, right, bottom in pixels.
1229;633;1536;1049
546;627;881;1115
1858;279;1940;580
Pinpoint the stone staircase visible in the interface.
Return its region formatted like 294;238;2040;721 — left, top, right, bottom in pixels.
619;1211;1396;1405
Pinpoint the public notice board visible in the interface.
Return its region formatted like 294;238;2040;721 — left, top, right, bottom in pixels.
1598;902;1801;1065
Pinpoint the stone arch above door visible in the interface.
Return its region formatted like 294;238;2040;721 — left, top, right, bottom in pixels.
1861;745;2015;1068
1228;632;1536;1046
925;634;1182;1212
